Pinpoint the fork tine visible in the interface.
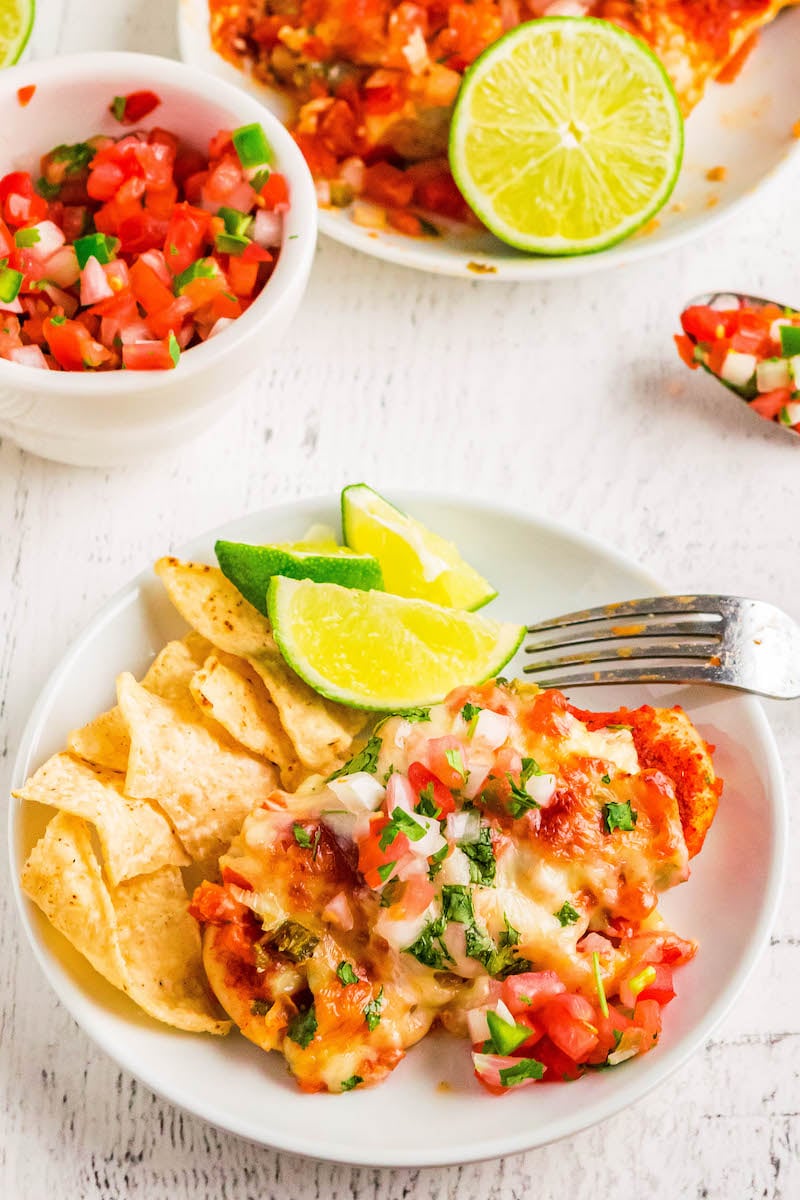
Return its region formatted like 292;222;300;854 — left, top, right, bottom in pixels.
523;639;721;674
522;663;732;689
526;595;726;635
524;617;721;653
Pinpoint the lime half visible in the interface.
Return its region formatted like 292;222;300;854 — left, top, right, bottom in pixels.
449;17;684;256
267;577;524;710
0;0;34;66
215;538;383;615
341;484;497;611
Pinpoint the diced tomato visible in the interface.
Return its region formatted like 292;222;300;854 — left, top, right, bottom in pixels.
173;146;208;186
129;257;175;314
533;1035;584;1082
0;218;13;258
162;202;210;275
587;1004;635;1065
189;880;249;925
259;171;290;211
364;161;414;209
0;171;48;226
227;257;259;297
17;85;36;108
750;388;791;420
44;316;109;370
122;338;177;370
362;75;406;115
680;304;732;343
294;132;338;179
87;160;125;201
502;971;566;1014
147;295;192;339
674;333;697;369
387;208;424;237
407;761;456;816
116;211;170;254
636;963;676;1006
413;169;468;220
115;89;161;124
707;338;730;377
539;993;599;1063
392;874;435;919
357;815;410;888
446;1;503;64
633;998;662;1051
203;155;246;206
208;129;234;159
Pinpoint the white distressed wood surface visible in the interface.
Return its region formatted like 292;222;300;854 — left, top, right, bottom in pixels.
2;1;799;1195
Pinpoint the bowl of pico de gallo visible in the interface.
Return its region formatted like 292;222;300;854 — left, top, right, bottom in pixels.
0;51;317;466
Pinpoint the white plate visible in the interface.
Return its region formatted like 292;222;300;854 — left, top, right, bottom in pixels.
177;0;800;280
9;495;786;1166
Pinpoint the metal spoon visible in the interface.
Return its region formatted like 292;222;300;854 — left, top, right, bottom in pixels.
680;291;800;438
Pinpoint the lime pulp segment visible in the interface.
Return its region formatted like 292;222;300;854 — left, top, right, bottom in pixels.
0;0;34;65
267;576;524;711
449;17;684;255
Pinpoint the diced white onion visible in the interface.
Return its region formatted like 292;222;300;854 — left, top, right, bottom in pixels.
208;317;235;339
770;318;793;341
253;208;283;248
352;200;386;230
0;296;22;313
339;156;365;194
781;401;800;426
118;320;152;345
139;248;171;285
707;293;741;311
495;998;516;1026
463;761;491;800
789;355;800;385
375;902;436;951
446;809;482;843
405;813;446;859
328;771;386;812
321;809;358;843
472;709;511;749
391;719;412;750
441;923;484;978
29;219;65;260
438;847;471;886
467;1007;491;1043
756;358;791;393
9;345;49;369
44;245;80;287
79;255;114;306
720;350;757;387
526;773;557;808
386;772;416;815
228;885;282;929
322;890;353;931
402;27;429;74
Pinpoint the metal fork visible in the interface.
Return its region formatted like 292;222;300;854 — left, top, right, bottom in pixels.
523;596;800;699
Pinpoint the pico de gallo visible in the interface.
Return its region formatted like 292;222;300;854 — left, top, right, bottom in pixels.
192;682;717;1094
0;108;289;371
676;295;800;433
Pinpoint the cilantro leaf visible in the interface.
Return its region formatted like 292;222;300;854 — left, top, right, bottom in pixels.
441;884;475;925
520;757;543;782
379;807;426;850
292;823;312;848
383;764;395;784
554;901;580;927
377;861;396;883
601;773;611;785
287;1004;317;1048
499;913;520;948
507;774;540;818
444;747;468;781
400;707;431;723
250;998;270;1016
415;782;441;818
603;801;638;833
499;1058;545;1087
460;825;496;885
363;986;384;1031
327;733;383;781
336;961;359;986
270;921;319;962
427;843;449;880
461;701;482;727
404;913;452;970
340;1075;363;1092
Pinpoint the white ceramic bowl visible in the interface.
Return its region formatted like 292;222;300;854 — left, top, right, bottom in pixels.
0;52;318;467
9;495;786;1166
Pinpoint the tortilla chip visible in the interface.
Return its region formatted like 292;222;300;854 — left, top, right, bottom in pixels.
111;866;230;1035
20;812;128;990
154;557;366;773
190;652;299;774
14;752;189;884
67;634;213;774
118;671;278;862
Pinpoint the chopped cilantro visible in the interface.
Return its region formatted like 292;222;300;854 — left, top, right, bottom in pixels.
110;95;127;122
427;843;449;880
377;861;396;883
555;901;580;927
383;763;395;784
379;807;426;850
601;773;611;785
460;826;496;885
499;1059;545;1087
499;913;520;948
328;732;382;781
340;1075;363;1092
507;774;539;818
444;747;468;781
336;961;359;986
442;884;474;925
604;801;638;833
379;878;403;907
168;331;180;367
250;998;270;1016
495;676;508;686
270;921;318;962
520;757;542;782
48;314;66;326
612;1029;623;1049
35;176;60;199
50;141;95;172
415;782;441;819
292;823;312;848
461;701;482;725
401;707;431;722
404;913;452;970
606;723;631;731
592;951;609;1018
287;1004;317;1048
363;986;384;1031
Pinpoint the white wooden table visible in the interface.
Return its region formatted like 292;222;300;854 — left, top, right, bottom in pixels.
2;2;799;1195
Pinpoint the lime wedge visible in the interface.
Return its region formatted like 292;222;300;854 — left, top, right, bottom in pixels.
0;0;34;66
449;17;684;255
267;577;524;710
215;539;383;615
341;484;497;611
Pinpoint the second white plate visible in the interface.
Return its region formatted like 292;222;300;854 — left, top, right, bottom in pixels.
178;0;800;280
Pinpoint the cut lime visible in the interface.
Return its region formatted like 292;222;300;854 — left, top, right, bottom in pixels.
267;577;524;710
0;0;34;66
449;17;684;256
341;484;497;611
215;538;383;615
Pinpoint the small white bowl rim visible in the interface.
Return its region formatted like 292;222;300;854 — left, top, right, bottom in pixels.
0;51;318;393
